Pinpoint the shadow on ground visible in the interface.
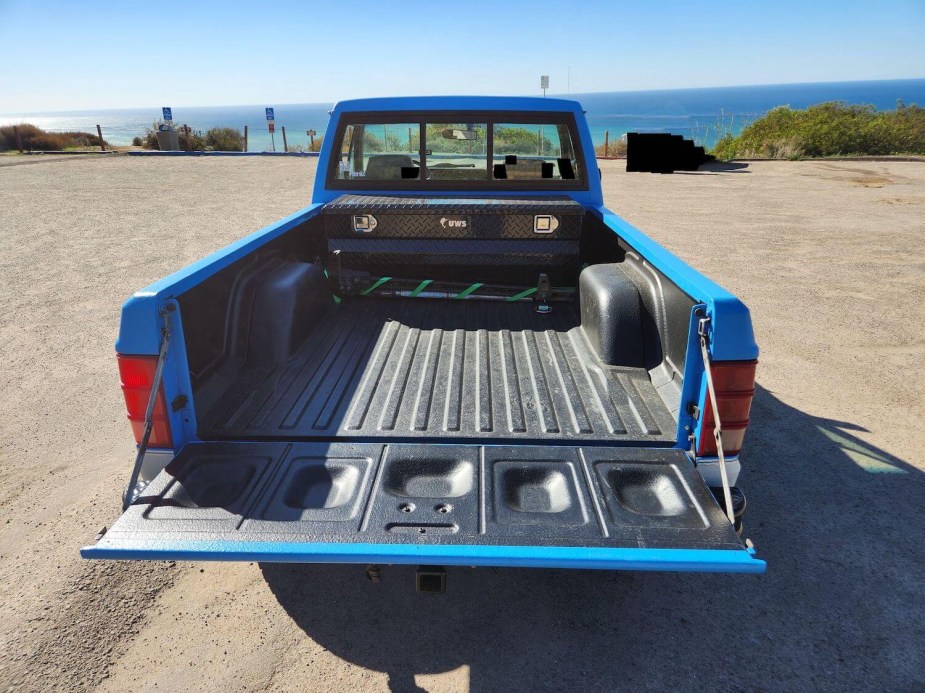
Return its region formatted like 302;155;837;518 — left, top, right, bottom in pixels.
261;385;924;691
672;161;750;175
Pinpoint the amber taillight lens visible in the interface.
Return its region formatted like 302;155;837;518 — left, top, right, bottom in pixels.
698;360;757;456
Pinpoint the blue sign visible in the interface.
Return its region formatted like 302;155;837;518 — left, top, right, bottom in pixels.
265;108;275;121
162;107;172;121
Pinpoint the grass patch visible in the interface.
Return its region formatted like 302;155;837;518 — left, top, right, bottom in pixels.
594;138;628;157
0;124;108;151
283;136;324;153
712;100;925;160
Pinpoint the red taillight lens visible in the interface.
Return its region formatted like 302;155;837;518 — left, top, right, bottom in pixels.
117;354;172;447
698;360;757;457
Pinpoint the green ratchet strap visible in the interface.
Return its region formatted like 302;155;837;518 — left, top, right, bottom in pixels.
408;279;433;297
322;268;341;303
506;287;537;301
360;276;392;295
453;282;484;299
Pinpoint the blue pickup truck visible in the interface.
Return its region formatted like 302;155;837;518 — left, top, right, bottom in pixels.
82;96;764;578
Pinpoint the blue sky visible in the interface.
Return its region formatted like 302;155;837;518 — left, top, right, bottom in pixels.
1;0;923;112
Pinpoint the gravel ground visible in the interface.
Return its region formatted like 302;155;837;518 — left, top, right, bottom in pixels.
0;156;922;692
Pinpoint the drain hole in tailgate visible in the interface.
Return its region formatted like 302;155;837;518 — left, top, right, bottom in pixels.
606;467;686;517
502;467;572;513
385;458;475;498
284;463;360;510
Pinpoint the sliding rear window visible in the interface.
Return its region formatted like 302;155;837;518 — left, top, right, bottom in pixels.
328;112;586;191
492;123;579;181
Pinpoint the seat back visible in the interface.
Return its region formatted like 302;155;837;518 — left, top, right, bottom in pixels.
365;154;414;180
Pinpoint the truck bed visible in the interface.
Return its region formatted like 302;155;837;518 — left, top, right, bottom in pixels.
197;298;677;444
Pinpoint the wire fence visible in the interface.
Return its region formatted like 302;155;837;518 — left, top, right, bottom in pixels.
0;122;322;154
3;112;761;155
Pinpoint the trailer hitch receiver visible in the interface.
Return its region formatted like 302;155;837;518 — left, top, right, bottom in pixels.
416;566;446;593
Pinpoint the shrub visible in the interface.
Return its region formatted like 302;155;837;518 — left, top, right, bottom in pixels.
287;136;324;153
135;123;244;151
136;122;166;149
0;123;108;151
595;138;628;157
178;127;206;151
711;101;925;159
711;133;739;160
204;127;244;151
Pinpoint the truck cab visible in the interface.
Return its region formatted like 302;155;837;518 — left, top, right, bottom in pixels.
83;96;764;575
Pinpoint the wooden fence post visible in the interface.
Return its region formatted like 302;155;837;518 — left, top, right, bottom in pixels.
244;125;248;152
281;126;288;152
13;125;24;152
604;130;609;158
184;124;192;152
96;124;105;151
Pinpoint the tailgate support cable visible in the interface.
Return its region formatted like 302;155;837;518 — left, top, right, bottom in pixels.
698;317;736;525
123;305;173;509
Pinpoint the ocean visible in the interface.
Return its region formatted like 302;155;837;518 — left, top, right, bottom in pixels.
2;79;923;152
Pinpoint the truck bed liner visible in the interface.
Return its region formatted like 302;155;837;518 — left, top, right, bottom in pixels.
197;298;677;444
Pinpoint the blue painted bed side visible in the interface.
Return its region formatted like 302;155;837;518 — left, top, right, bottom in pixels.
594;207;759;363
311;96;604;206
81;540;765;573
116;203;324;355
116;204;325;451
593;208;758;451
161;301;197;446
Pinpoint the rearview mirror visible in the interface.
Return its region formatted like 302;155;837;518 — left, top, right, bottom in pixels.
442;128;478;141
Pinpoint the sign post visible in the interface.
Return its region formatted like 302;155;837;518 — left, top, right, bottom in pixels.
162;107;173;123
265;107;276;152
540;75;549;98
307;129;317;151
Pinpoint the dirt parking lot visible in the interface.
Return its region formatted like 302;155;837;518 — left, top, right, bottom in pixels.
1;156;923;692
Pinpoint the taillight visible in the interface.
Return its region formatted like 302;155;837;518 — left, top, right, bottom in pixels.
117;354;172;447
697;360;757;456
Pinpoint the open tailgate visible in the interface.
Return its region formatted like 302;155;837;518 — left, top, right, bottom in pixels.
82;442;764;573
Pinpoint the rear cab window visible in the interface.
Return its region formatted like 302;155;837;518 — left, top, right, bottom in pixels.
493;123;579;181
329;112;585;190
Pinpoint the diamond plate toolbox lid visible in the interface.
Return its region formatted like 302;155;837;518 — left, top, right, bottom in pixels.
322;195;585;240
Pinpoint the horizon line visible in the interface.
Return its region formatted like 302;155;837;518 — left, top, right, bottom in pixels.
3;76;924;117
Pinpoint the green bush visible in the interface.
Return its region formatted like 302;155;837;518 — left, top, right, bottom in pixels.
136;125;245;151
711;101;925;159
204;127;244;151
285;138;323;153
0;123;107;151
178;127;206;151
137;122;165;149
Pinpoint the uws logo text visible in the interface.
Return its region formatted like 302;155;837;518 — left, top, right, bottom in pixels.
439;216;468;229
